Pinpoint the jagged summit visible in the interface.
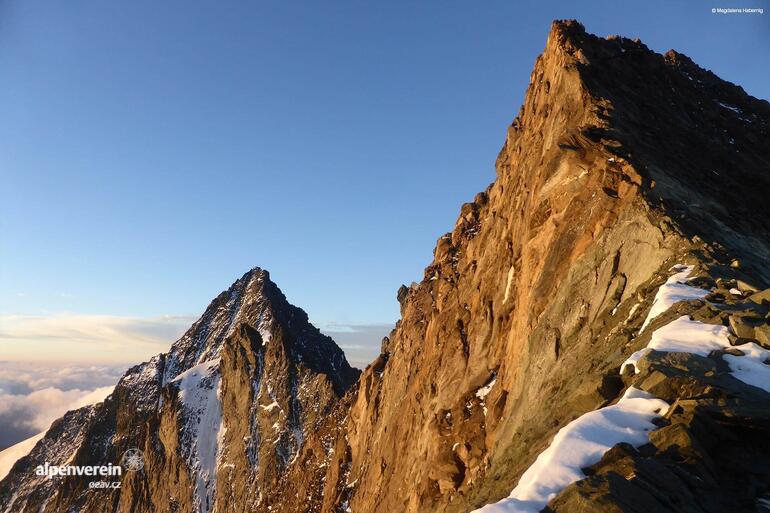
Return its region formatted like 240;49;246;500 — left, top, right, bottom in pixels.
162;267;272;381
307;21;770;513
529;20;770;281
160;266;358;391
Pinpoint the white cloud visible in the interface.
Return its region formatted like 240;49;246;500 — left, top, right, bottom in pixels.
0;362;122;395
0;313;193;448
0;313;194;364
319;322;393;369
0;362;120;449
0;314;389;450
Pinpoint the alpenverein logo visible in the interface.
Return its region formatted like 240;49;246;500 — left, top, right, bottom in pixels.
35;462;122;479
119;448;144;472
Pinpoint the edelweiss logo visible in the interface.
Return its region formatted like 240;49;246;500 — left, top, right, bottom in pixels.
120;448;144;472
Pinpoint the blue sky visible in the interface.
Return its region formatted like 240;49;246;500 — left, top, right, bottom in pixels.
1;1;768;364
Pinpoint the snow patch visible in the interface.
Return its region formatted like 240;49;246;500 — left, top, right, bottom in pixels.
475;375;498;415
623;316;730;373
475;377;497;400
470;387;668;513
717;101;742;114
503;266;515;304
260;401;280;412
640;265;708;332
724;343;770;394
624;316;770;395
0;431;46;481
172;359;223;513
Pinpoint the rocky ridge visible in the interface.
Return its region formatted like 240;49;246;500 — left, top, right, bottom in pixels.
301;20;770;513
1;19;769;513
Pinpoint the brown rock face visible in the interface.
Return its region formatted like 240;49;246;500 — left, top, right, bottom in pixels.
318;20;769;513
2;19;769;513
308;20;769;513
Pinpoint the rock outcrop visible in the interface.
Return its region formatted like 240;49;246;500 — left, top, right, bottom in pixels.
1;19;769;513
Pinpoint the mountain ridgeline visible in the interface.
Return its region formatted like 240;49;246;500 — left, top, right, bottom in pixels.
2;20;770;513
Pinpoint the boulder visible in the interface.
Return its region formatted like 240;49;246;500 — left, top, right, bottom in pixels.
729;315;756;339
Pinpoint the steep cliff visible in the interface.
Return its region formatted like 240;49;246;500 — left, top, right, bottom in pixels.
2;19;769;513
299;19;770;513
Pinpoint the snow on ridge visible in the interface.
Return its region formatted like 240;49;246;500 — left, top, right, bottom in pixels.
623;264;770;395
640;264;708;332
0;431;46;482
468;263;768;513
623;315;770;394
623;316;730;373
163;271;263;385
723;343;770;393
172;358;224;513
470;388;668;513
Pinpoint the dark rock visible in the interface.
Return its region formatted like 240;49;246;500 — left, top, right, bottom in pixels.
598;374;624;401
397;284;409;305
728;335;754;346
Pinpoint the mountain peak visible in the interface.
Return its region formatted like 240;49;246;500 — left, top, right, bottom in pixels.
547;19;587;46
161;266;358;389
520;20;770;282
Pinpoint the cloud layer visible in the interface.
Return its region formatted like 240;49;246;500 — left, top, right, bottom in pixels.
319;322;393;369
0;362;122;449
0;314;194;364
0;313;193;448
0;315;390;449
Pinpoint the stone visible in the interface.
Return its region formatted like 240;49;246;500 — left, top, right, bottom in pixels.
749;288;770;306
729;316;756;339
397;284;409;304
729;335;754;346
648;423;697;452
737;280;759;294
755;325;770;349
